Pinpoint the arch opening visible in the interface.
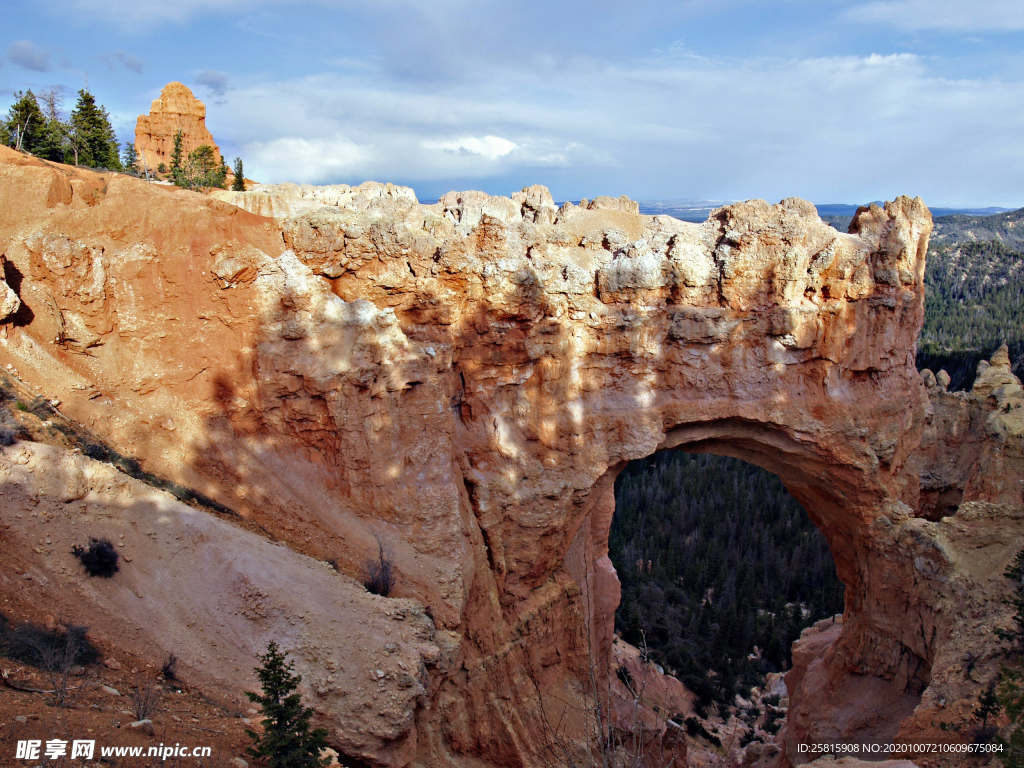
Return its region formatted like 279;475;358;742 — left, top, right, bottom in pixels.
567;418;935;763
609;450;845;731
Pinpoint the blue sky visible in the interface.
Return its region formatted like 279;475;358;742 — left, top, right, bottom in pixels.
3;0;1024;207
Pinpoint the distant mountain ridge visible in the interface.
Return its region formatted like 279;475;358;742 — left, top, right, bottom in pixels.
930;207;1024;250
638;200;1016;225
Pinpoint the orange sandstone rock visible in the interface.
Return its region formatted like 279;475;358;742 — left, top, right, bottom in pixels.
134;82;221;173
1;147;1022;768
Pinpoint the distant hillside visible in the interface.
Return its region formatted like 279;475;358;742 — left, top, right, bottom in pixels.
918;238;1024;390
930;207;1024;250
641;200;1016;230
638;201;734;222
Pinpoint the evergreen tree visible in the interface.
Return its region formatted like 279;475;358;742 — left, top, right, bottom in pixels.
975;682;1002;742
246;641;330;768
5;90;45;153
175;144;221;190
121;142;140;174
232;157;245;191
218;153;229;189
169;130;184;183
998;549;1024;655
69;89;121;169
30;87;69;162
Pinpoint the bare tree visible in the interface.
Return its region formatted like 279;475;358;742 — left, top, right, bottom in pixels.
363;531;396;597
17;624;85;707
130;685;163;721
538;589;689;768
37;86;64;122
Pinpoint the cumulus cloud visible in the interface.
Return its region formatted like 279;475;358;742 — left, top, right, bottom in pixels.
8;40;51;72
246;134;366;184
213;49;1024;205
845;0;1024;31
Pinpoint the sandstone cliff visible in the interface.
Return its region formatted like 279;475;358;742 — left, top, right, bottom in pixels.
1;145;1022;768
134;82;221;174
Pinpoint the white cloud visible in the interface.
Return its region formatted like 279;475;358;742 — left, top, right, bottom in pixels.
47;0;468;29
206;49;1024;206
8;41;51;72
245;135;366;185
845;0;1024;31
429;136;517;159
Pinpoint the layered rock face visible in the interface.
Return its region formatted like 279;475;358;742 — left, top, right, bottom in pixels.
1;145;1022;768
134;82;221;172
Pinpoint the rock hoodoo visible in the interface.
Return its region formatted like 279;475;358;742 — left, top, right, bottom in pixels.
134;81;222;173
1;147;1022;768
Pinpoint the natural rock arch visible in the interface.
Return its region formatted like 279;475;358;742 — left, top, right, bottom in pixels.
3;149;1023;768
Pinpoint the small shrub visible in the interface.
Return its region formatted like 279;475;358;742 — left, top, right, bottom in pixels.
130;685;163;720
161;652;179;681
6;622;96;706
763;707;785;735
362;533;396;597
0;424;17;446
84;443;109;461
72;537;120;577
616;665;634;690
683;716;721;746
123;457;142;475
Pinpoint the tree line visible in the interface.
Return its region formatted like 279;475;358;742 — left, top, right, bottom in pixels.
3;87;246;193
917;237;1024;390
3;87;121;169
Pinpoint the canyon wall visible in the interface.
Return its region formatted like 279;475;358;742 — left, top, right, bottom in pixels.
1;146;1022;767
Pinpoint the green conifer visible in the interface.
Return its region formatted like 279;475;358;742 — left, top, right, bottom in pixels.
5;90;45;153
232;157;245;191
169;130;184;183
246;641;330;768
176;144;220;190
69;89;121;169
218;153;229;189
121;142;140;174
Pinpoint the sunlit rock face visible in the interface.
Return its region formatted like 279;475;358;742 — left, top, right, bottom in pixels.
2;145;1022;768
134;82;222;172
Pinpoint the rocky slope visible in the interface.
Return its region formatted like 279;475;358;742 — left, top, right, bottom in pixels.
1;147;1022;767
